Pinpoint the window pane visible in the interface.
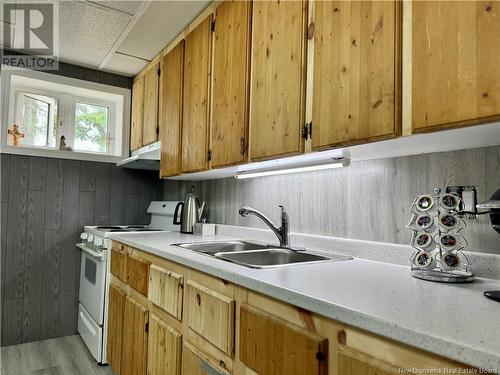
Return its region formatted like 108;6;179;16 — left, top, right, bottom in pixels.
74;102;109;154
16;94;57;148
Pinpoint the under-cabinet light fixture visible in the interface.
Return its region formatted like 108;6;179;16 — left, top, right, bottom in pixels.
234;157;350;179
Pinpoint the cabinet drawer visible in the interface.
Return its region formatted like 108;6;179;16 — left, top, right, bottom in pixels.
182;342;231;375
126;255;151;296
185;280;235;355
110;245;127;283
148;265;184;320
240;304;328;375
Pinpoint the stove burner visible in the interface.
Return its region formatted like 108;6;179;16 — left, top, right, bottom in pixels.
96;226;122;230
135;228;159;232
126;225;148;229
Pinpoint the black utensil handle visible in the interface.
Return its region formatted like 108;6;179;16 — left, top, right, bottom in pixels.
173;202;184;225
484;290;500;303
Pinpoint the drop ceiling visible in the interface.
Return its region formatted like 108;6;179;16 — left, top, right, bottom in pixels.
1;0;211;77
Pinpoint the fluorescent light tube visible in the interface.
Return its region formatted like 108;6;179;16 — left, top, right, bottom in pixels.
234;158;350;179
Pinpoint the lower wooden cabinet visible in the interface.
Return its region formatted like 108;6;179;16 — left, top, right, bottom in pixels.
182;342;231;375
107;284;126;375
122;296;149;375
148;314;182;375
107;241;473;375
239;304;328;375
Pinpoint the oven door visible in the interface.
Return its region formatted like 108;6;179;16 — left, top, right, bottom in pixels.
78;243;106;325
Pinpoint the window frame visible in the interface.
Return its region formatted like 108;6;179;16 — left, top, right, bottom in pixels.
0;67;131;163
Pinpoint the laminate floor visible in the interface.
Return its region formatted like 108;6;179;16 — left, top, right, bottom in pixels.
1;335;114;375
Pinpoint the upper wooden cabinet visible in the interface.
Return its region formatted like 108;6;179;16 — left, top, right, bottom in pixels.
311;1;400;150
159;41;184;178
181;15;213;173
249;0;307;160
411;1;500;132
130;76;144;151
142;62;160;146
210;0;251;168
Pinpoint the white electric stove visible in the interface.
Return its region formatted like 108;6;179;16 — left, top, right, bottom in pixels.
77;201;180;364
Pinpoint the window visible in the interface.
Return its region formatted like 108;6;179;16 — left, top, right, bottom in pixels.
2;68;130;161
74;102;109;153
14;93;58;148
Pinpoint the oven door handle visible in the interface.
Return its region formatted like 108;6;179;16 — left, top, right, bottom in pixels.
77;243;105;259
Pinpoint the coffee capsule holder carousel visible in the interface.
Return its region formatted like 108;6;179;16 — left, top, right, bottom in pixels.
408;188;474;283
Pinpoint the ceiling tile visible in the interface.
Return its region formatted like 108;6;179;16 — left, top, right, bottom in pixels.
116;0;210;60
102;52;147;76
57;1;131;67
89;1;145;16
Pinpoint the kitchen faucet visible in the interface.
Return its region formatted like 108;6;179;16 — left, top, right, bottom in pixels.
239;205;290;248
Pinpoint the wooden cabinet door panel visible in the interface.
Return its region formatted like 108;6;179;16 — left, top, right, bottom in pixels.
148;315;182;375
160;41;184;178
239;304;328;375
107;284;126;375
182;15;213;173
122;296;149;375
312;1;399;149
143;63;159;146
110;245;127;283
211;0;251;168
131;76;144;151
250;0;307;160
185;280;235;355
412;1;500;131
148;264;183;320
182;342;231;375
126;255;151;296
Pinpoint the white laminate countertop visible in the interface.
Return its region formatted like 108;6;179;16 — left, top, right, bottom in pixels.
109;231;500;370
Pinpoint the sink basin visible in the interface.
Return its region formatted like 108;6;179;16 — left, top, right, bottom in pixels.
215;248;352;269
174;240;352;268
174;240;269;254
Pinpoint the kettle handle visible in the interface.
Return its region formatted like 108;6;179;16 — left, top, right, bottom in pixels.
173;202;184;225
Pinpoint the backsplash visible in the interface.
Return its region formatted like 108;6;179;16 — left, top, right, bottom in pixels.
0;154;162;346
164;145;500;255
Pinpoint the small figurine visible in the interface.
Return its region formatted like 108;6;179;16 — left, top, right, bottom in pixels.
7;124;25;146
59;135;73;151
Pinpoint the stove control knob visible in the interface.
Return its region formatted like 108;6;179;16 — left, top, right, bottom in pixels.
80;233;88;241
94;237;103;247
87;234;94;243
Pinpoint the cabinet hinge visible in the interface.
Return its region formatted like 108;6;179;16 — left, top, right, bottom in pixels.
157;66;161;76
145;322;149;333
302;122;312;140
156;126;159;136
211;20;216;32
207;149;212;161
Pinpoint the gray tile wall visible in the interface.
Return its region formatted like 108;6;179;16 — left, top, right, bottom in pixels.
164;145;500;255
0;154;162;346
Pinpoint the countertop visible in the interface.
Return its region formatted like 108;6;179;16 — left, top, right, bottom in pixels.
109;231;500;370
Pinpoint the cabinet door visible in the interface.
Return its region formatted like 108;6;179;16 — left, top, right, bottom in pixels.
147;314;182;375
122;296;149;375
185;280;235;355
110;245;127;283
239;304;328;375
412;1;500;131
107;284;126;375
312;1;399;149
143;63;159;146
148;264;183;320
338;351;394;375
211;0;251;168
159;41;184;178
182;15;213;173
182;342;231;375
126;255;150;297
250;0;307;160
131;76;145;151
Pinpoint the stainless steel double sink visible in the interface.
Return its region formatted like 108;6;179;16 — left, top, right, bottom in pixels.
173;240;352;269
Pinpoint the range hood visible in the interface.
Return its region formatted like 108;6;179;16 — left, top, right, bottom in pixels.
116;141;160;170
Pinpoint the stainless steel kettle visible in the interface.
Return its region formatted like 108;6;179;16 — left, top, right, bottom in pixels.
173;187;206;233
